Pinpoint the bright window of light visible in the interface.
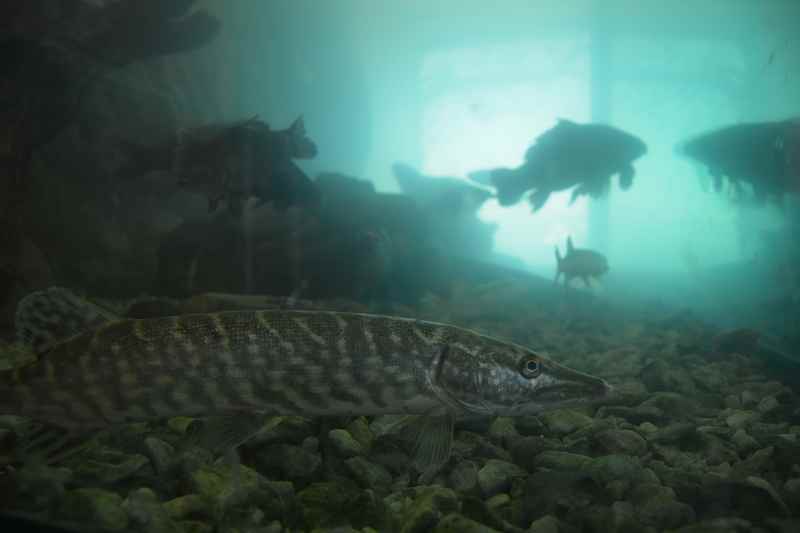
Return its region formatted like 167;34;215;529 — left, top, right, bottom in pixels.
419;39;590;271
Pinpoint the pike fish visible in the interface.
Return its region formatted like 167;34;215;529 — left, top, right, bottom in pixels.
1;287;611;476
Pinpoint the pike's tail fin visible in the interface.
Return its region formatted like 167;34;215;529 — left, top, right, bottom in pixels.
15;288;118;353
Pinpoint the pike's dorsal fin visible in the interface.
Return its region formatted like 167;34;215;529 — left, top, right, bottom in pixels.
566;236;575;254
15;287;120;353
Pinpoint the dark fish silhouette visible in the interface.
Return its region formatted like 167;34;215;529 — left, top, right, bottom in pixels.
554;236;609;287
118;116;319;215
677;118;800;203
469;120;647;211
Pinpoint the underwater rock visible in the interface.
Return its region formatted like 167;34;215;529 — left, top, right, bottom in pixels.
487;417;519;447
593;429;648;456
385;485;460;533
167;416;200;435
368;441;412;476
476;459;527;498
254;443;322;480
700;476;789;521
369;414;415;438
783;478;800;514
344;456;393;493
639;391;697;415
526;515;569;533
69;452;149;486
699;433;740;466
597;404;668;425
514;415;546;436
433;513;501;533
648;421;698;444
175;521;214;533
586;454;650;485
758;395;781;414
485;493;510;513
539;409;594;436
730;429;759;455
519;470;601;527
248;416;317;447
328;428;366;458
346;416;375;451
447;460;480;495
58;488;129;532
143;436;176;476
12;463;72;512
163;494;210;521
607;501;641;532
725;410;759;429
509;436;561;471
533;451;592;471
640;359;697;395
177;446;214;477
188;462;263;517
629;482;695;529
452;431;512;462
670;517;753;532
731;446;774;477
123;487;179;533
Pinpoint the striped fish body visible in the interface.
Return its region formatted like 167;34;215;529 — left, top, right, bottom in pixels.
3;310;453;430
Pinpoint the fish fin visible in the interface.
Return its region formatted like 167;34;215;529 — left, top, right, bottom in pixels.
529;189;551;211
392;162;422;193
556;118;578;128
410;414;454;484
289;115;306;135
619;164;635;190
711;170;724;192
567;236;575;254
569;186;584;204
554;246;562;284
15;288;119;353
492;168;529;206
188;411;265;455
467;169;495;186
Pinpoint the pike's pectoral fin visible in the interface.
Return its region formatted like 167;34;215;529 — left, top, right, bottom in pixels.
410;413;455;484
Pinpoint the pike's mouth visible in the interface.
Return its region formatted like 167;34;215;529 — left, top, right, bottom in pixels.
535;380;614;403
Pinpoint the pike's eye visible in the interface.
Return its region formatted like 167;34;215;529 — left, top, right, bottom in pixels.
520;358;541;379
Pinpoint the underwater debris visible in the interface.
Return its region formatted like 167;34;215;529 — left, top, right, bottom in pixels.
469;119;646;210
